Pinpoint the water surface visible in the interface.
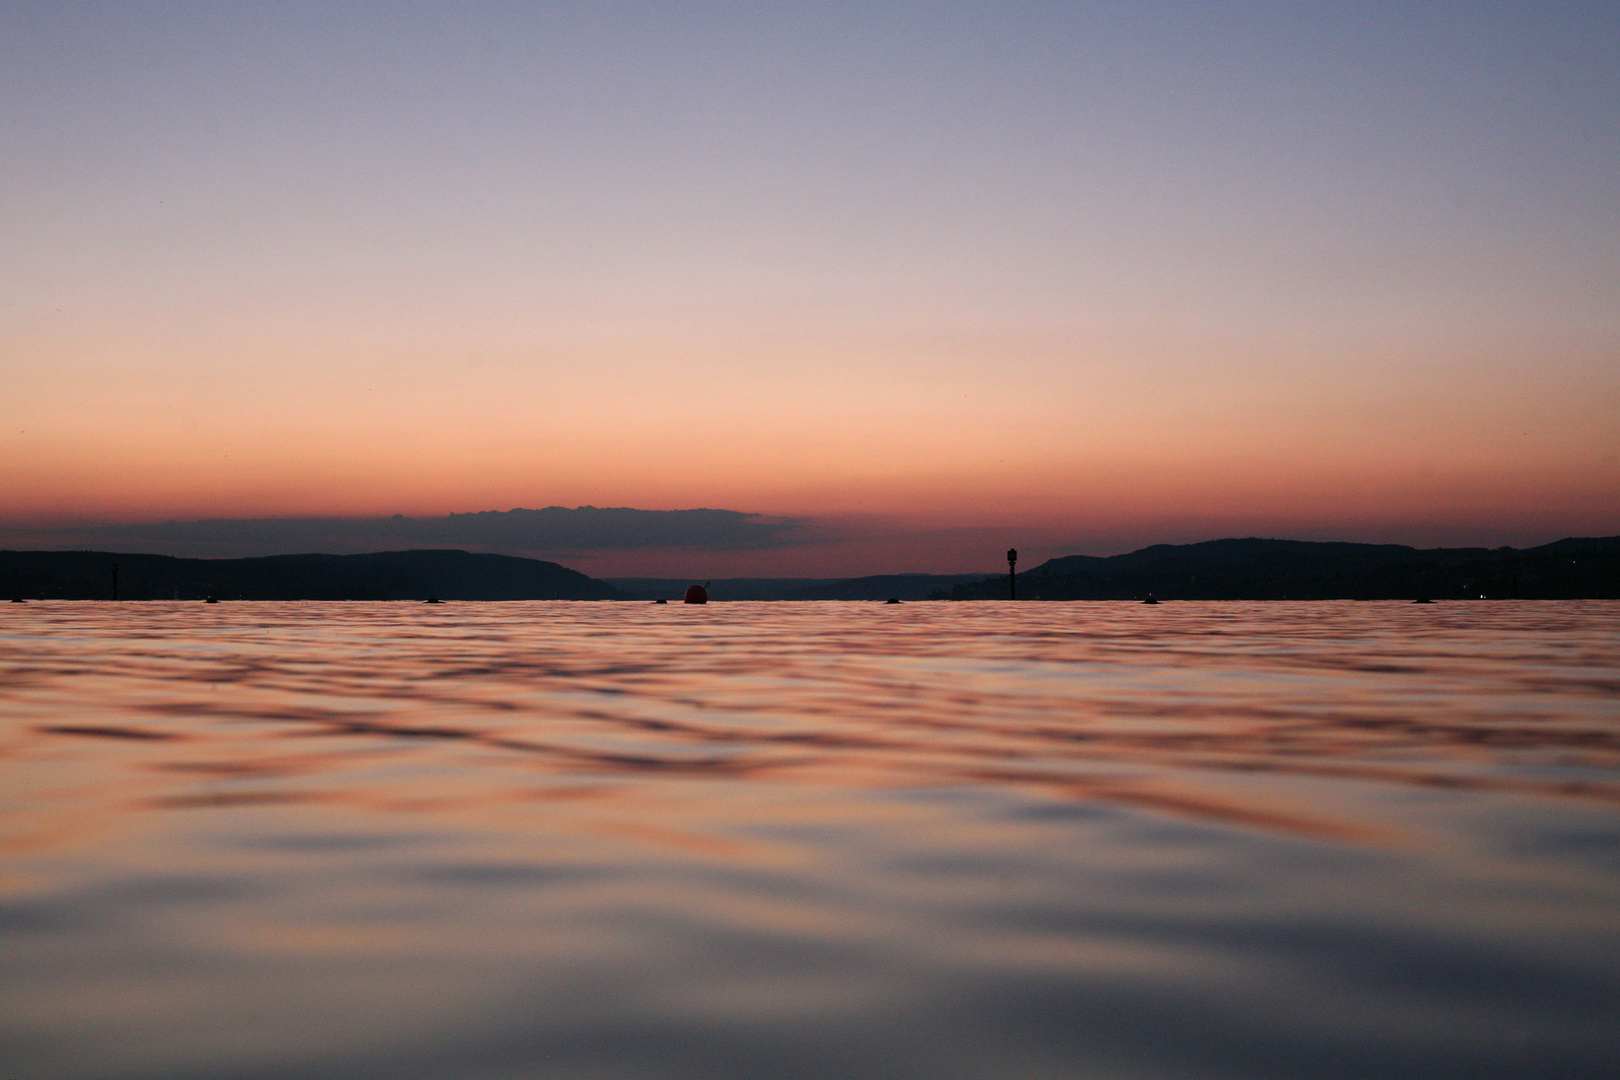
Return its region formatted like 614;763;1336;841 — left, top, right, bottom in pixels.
3;601;1617;1079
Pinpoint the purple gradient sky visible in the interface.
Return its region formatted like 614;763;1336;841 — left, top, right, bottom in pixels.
3;2;1616;574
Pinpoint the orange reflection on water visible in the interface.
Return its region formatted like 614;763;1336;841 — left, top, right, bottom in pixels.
4;600;1620;1080
2;600;1616;861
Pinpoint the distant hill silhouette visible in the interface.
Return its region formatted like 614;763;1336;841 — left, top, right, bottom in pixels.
0;549;617;601
947;536;1620;600
8;537;1616;602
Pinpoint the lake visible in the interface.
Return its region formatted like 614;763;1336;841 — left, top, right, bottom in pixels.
2;600;1616;1079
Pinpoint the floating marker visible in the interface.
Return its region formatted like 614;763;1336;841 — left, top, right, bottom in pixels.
684;585;708;605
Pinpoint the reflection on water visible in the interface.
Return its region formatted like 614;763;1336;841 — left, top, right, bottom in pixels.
2;601;1617;1079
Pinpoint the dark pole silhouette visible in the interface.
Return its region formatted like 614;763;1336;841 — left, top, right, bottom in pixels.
1007;548;1017;601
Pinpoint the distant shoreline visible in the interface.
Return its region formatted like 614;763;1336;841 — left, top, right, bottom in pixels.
3;536;1616;601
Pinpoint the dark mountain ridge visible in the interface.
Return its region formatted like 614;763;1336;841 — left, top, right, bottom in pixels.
949;536;1620;600
6;536;1616;601
0;549;617;601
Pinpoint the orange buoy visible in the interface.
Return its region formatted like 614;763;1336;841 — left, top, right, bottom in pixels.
684;584;708;604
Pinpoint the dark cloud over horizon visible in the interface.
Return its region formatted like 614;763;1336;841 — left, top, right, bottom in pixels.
0;507;808;561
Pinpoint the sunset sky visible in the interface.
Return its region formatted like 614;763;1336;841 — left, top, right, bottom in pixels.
3;2;1617;576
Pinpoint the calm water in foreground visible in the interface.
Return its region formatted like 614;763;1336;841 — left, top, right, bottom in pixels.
1;600;1617;1079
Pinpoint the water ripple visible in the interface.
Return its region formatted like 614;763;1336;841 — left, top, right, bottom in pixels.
2;601;1617;1079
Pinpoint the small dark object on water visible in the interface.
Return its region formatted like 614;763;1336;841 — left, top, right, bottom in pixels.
684;585;708;605
1413;598;1434;604
205;597;219;604
1142;597;1159;605
653;599;668;604
885;598;901;604
425;598;442;604
10;598;23;603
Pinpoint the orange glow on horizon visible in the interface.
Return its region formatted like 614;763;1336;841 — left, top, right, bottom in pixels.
4;5;1616;574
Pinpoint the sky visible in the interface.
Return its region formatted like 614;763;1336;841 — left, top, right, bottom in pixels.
2;1;1617;576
